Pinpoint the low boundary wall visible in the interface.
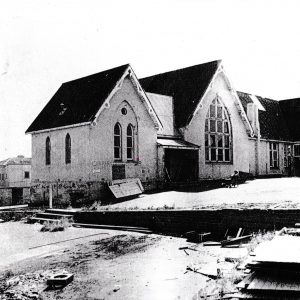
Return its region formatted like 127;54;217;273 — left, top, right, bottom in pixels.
75;209;300;237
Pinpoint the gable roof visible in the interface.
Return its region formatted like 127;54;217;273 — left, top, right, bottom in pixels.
279;98;300;141
26;64;130;133
237;91;292;141
139;60;221;128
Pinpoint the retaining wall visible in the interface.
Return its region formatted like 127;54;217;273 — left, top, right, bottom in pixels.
75;209;300;237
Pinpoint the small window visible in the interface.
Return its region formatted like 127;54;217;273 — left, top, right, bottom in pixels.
127;124;134;160
284;144;291;167
24;171;30;179
46;136;51;165
294;144;300;157
269;142;279;169
121;107;127;115
65;133;71;164
114;123;122;160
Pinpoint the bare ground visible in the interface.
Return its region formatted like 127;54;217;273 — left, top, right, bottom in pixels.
103;178;300;210
0;222;248;300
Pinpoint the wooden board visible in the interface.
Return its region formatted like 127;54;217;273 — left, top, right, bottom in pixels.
109;179;143;198
244;272;300;292
254;236;300;264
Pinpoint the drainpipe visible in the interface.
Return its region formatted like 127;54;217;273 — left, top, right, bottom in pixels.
49;184;53;209
255;106;261;176
247;103;260;176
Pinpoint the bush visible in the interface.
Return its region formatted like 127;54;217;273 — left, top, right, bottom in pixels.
40;217;72;232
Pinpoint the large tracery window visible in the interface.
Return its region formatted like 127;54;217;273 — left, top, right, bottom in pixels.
205;97;232;163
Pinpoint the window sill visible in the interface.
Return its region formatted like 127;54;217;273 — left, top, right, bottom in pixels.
205;161;233;165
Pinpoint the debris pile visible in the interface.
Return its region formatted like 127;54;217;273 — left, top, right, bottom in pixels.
236;233;300;299
0;269;70;300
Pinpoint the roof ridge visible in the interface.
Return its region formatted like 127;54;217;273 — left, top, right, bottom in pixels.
140;60;221;80
63;64;130;85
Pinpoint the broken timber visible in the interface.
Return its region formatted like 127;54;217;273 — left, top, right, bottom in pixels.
221;234;252;247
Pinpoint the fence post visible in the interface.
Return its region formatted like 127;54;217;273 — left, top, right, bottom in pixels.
49;184;53;209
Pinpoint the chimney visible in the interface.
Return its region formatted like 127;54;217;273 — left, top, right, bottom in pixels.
247;103;260;136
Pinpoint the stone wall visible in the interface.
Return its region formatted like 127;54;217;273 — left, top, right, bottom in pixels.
75;209;300;238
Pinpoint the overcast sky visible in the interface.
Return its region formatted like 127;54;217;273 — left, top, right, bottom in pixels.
1;0;300;160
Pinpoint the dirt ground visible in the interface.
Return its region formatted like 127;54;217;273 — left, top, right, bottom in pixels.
0;221;248;300
104;177;300;210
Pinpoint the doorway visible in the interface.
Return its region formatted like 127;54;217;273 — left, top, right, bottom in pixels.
12;188;23;205
164;149;198;182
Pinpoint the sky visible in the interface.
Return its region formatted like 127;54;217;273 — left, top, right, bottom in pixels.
1;0;300;160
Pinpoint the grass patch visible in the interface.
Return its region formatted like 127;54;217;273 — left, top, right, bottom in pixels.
92;234;159;259
246;230;275;254
40;217;72;232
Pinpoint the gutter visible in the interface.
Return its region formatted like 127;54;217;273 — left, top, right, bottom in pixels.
26;121;91;135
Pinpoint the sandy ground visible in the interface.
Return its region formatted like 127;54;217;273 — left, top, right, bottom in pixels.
0;222;248;300
105;178;300;210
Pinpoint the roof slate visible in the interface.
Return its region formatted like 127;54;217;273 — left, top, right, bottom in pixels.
258;97;291;141
139;60;220;128
26;64;129;133
279;98;300;141
237;91;292;141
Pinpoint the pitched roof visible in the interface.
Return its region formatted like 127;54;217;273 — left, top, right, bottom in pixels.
279;98;300;141
258;97;291;141
237;91;291;141
26;64;129;133
0;156;31;166
146;93;178;136
139;60;221;128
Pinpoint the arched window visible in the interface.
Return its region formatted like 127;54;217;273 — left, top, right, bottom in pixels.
65;133;71;164
127;124;134;160
46;137;51;165
205;97;232;162
114;123;122;160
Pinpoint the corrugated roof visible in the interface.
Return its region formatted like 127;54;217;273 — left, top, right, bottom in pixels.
146;93;178;136
279;98;300;141
140;60;221;129
157;138;199;149
0;156;31;166
237;91;291;141
26;64;129;133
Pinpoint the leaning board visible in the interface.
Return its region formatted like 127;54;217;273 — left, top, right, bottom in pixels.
109;180;143;198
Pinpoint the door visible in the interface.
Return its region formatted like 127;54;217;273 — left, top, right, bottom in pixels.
12;188;23;205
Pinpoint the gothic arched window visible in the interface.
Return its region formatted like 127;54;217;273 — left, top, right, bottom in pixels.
65;133;71;164
205;97;232;162
127;124;134;160
46;136;51;165
114;123;122;160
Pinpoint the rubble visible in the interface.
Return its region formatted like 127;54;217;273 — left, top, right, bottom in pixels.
0;269;71;300
235;230;300;299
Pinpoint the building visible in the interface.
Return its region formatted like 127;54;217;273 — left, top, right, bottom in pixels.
0;155;31;206
26;60;299;204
